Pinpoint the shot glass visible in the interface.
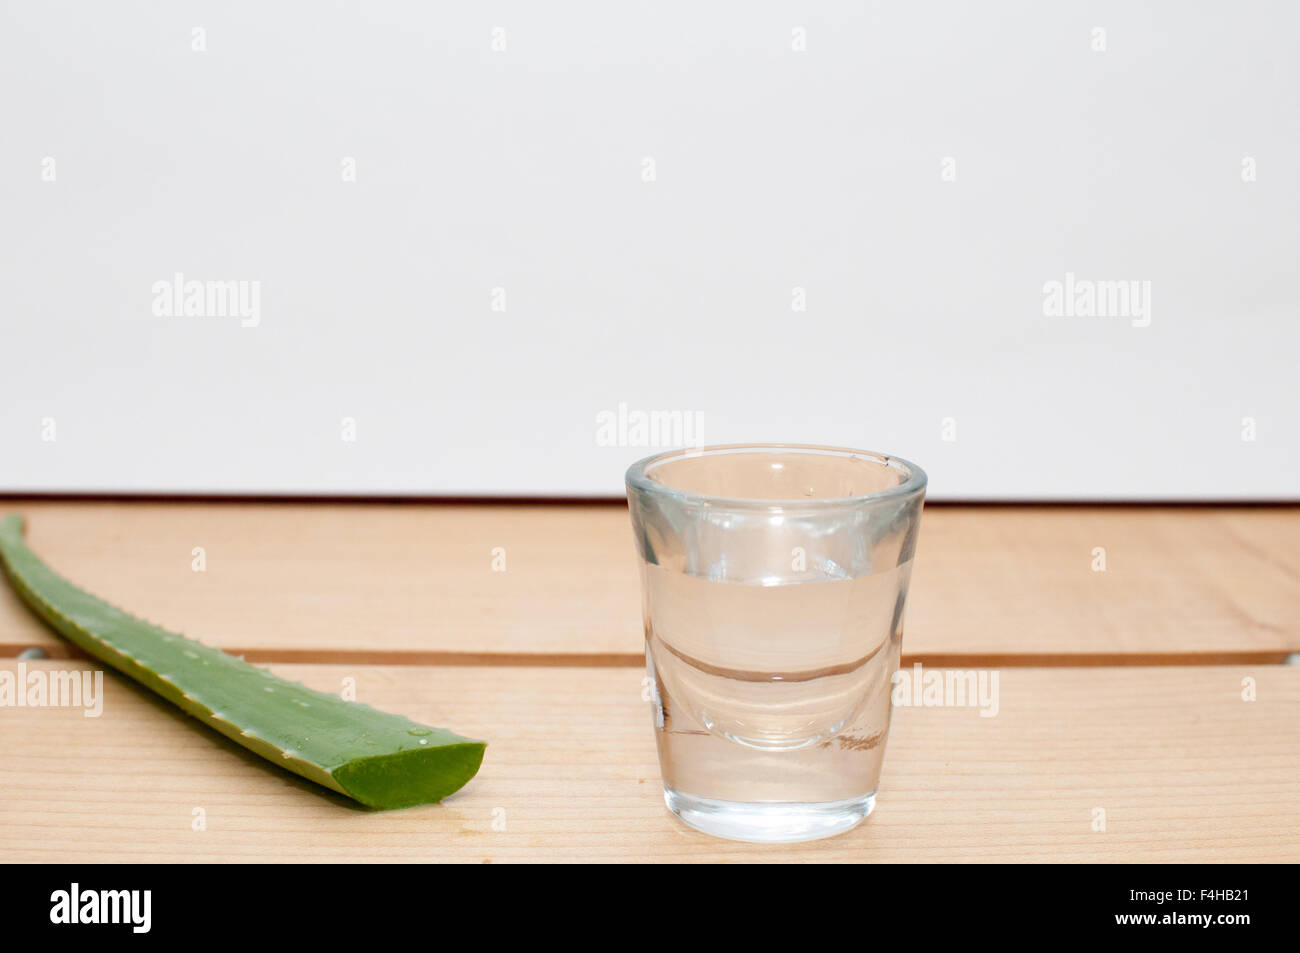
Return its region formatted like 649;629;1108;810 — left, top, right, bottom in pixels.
625;444;926;842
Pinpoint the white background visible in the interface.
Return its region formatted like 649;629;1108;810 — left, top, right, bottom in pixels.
1;2;1296;500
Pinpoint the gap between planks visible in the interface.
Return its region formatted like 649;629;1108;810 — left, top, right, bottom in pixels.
2;643;1291;668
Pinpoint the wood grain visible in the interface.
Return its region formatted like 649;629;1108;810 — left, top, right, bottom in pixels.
1;660;1295;862
0;500;1295;661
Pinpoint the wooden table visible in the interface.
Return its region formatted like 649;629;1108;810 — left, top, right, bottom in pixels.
2;500;1297;862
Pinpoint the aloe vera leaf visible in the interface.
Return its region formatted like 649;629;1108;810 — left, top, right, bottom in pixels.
0;514;485;809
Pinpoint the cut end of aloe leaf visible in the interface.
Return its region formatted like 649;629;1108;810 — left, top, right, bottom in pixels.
335;742;488;810
0;511;487;810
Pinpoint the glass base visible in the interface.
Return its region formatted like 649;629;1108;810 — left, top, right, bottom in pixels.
663;787;875;843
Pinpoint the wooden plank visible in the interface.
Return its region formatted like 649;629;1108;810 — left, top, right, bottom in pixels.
0;500;637;660
0;500;1296;661
907;505;1300;662
1;660;1295;862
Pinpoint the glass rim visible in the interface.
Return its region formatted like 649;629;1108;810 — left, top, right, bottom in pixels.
625;443;927;511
